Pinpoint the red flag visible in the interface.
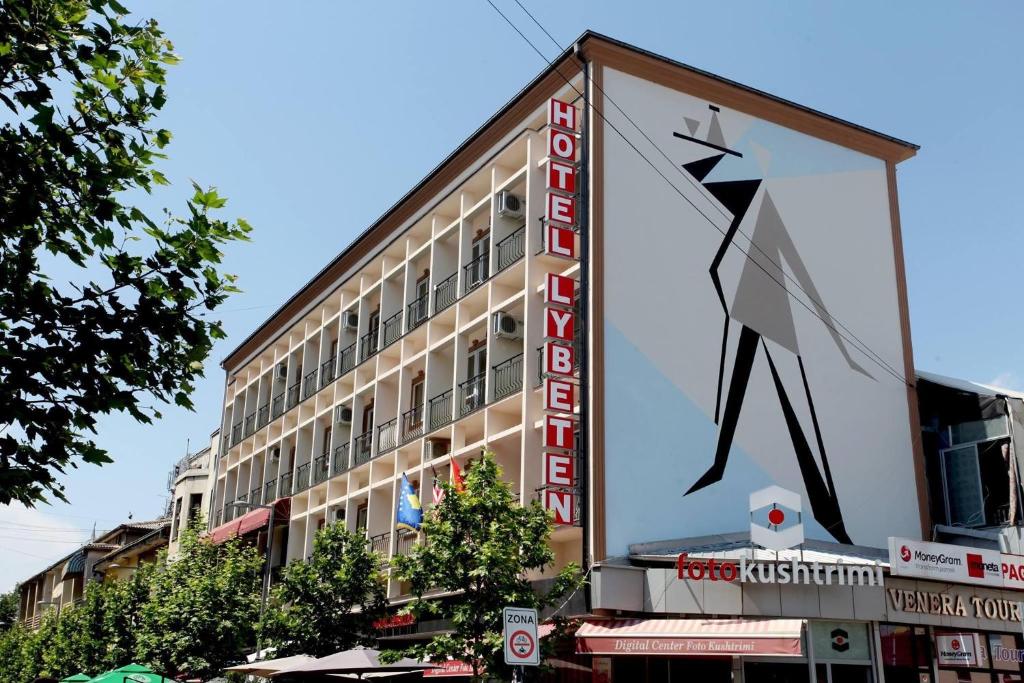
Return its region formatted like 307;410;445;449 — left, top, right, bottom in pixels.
451;457;466;493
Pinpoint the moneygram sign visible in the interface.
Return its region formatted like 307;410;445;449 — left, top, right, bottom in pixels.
889;537;1024;590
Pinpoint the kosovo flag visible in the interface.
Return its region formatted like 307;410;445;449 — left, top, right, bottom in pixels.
396;473;423;532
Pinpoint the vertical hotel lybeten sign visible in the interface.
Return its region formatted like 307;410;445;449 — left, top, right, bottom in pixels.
540;98;580;526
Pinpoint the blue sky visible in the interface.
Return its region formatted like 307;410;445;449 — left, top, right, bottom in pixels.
3;0;1023;591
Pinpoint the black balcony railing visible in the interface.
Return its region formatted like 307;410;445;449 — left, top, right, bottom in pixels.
243;412;256;437
496;226;526;271
333;443;350;476
395;531;417;556
279;470;293;496
428;389;453;431
368;532;390;556
302;370;318;400
320;357;336;388
434;273;458;313
407;293;429;332
271;392;285;418
359;329;379;363
286;381;300;409
215;508;223;526
230;421;243;446
257;402;270;428
250;487;262;507
236;492;248;506
492;353;524;401
313;454;329;485
463;251;490;293
295;462;311;492
264;477;278;502
353;430;373;466
401;404;424;443
339;343;356;376
377;418;398;454
458;373;486;416
381;311;403;348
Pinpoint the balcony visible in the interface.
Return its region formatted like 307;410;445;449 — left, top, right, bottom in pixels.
271;392;285;419
496;225;526;271
377;418;398;455
215;508;223;526
313;454;329;486
243;411;256;438
294;462;312;492
230;421;243;446
264;477;278;502
257;402;270;429
368;532;390;556
395;531;417;556
463;252;490;293
382;311;403;348
407;293;429;332
401;404;424;444
492;353;523;401
302;369;318;400
434;273;458;313
320;357;336;389
353;430;373;467
286;381;300;410
359;329;379;363
428;389;453;431
279;470;293;496
458;373;486;416
339;342;356;376
332;443;350;476
250;486;263;507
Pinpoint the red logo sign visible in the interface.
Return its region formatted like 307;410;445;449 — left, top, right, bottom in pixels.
900;545;911;562
951;639;961;651
967;553;985;579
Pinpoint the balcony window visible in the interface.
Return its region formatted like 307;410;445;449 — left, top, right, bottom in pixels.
338;342;356;376
492;353;523;401
382;310;403;348
428;389;453;431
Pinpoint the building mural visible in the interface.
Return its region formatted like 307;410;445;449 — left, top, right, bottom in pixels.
601;66;920;554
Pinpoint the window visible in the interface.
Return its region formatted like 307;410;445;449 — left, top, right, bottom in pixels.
940;436;1014;527
467;345;487;379
413;273;430;322
355;505;368;532
171;497;183;540
322;426;332;455
468;232;489;288
410;376;425;425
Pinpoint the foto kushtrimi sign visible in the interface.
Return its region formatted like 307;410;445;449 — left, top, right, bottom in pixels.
888;537;1024;591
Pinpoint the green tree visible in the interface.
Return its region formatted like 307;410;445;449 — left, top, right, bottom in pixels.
386;452;582;679
135;521;263;679
0;0;251;506
262;523;388;657
0;623;33;683
103;562;153;668
0;588;18;632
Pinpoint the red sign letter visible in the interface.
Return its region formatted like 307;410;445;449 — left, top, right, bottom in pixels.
544;453;575;487
547;160;576;194
544;273;576;307
548;129;577;161
543;415;576;450
544;378;574;412
548;98;577;131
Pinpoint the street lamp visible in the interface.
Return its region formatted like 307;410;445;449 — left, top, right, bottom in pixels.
228;501;275;619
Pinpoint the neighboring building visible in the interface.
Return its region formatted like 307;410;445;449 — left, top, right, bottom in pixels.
17;519;168;628
165;430;219;558
209;30;1024;681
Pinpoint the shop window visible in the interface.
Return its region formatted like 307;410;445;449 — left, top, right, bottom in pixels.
880;624;931;682
744;661;810;682
811;621;874;682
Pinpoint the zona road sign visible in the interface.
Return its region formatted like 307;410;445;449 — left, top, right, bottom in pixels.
503;606;540;666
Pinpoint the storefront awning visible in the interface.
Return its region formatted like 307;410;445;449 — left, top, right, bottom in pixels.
209;498;290;545
576;618;804;657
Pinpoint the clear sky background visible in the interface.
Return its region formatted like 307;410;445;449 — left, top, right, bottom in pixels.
3;0;1023;592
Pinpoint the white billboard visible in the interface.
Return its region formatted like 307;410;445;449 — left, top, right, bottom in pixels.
889;536;1024;591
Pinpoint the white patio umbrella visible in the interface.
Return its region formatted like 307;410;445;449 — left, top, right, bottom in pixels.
270;647;435;680
225;655;317;677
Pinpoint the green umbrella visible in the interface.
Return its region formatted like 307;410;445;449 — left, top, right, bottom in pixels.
87;664;170;683
61;674;92;683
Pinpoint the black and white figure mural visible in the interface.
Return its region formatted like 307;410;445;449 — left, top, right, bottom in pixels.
602;68;920;554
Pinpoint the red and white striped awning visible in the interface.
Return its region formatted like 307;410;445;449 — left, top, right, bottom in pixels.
576;618;804;657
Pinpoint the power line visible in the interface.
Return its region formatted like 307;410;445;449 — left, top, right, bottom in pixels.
0;534;90;544
485;0;909;386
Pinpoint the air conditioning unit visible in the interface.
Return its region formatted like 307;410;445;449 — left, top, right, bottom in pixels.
335;405;353;424
497;191;524;219
343;311;359;331
270;446;281;462
275;362;288;381
427;438;451;460
332;507;346;523
492;311;523;340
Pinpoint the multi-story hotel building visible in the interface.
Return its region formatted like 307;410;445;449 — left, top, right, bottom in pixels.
209;31;1024;682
